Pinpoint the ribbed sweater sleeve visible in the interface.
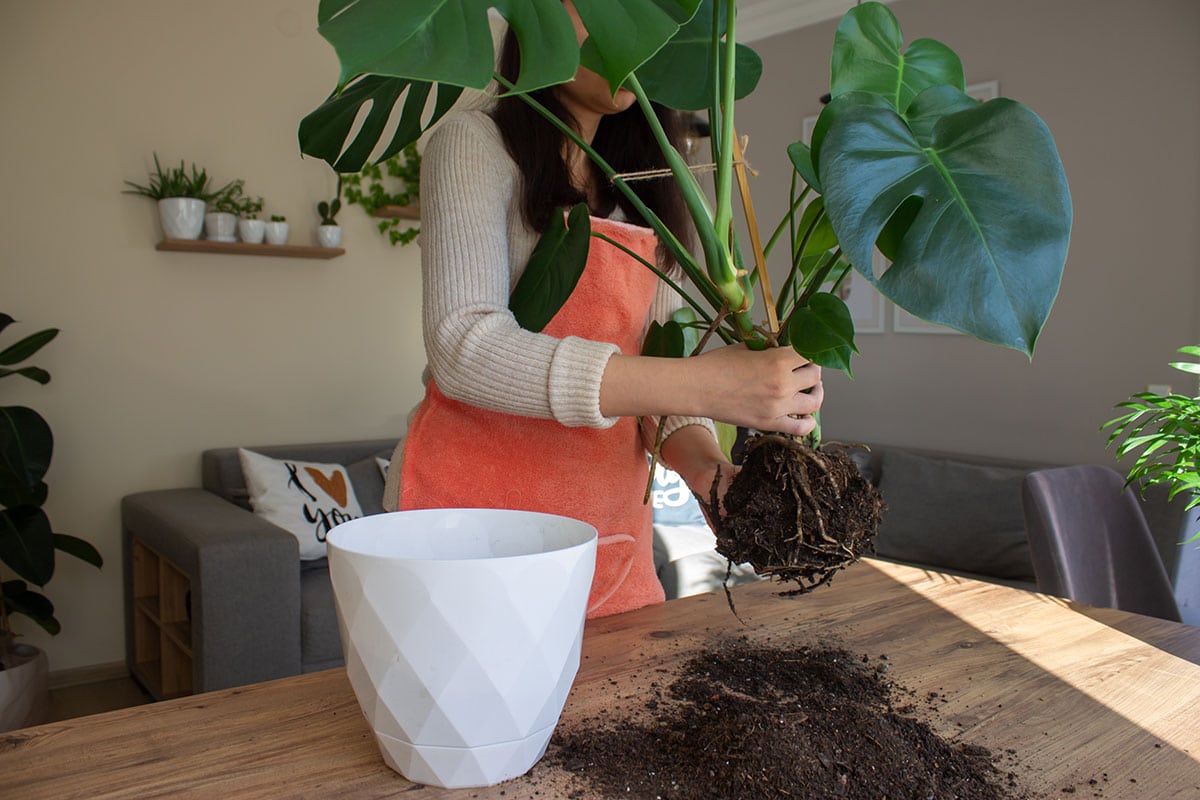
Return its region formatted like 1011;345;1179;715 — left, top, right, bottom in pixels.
420;111;620;428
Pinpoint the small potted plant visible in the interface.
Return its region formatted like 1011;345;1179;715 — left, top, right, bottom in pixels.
205;179;245;242
264;214;289;245
316;177;343;248
0;314;103;732
123;154;229;241
235;194;266;243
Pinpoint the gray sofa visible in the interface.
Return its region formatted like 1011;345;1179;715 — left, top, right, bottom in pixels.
122;437;1199;698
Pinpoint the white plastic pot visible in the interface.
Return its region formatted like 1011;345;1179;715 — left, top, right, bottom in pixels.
0;644;49;733
157;197;205;240
204;212;237;242
327;509;597;789
264;221;289;245
316;224;343;248
237;218;266;244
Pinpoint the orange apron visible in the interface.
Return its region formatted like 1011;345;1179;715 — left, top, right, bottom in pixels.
398;216;667;618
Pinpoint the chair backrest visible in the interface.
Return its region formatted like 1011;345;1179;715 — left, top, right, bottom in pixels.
1021;465;1181;621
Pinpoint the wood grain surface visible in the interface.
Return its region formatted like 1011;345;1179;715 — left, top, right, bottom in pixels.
3;559;1198;799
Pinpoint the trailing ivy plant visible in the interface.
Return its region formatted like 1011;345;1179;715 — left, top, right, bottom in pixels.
299;1;1070;372
0;315;102;665
340;144;421;246
1104;346;1200;544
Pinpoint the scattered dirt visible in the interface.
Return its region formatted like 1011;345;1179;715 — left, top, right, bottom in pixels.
711;436;885;593
548;639;1027;800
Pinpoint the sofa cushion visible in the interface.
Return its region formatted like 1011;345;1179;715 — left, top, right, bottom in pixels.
346;454;387;517
238;448;365;560
874;449;1035;581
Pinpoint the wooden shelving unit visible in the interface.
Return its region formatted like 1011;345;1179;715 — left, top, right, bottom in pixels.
373;204;420;220
130;537;193;700
156;239;345;259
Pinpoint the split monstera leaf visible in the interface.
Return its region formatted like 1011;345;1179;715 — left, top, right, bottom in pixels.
299;0;1071;372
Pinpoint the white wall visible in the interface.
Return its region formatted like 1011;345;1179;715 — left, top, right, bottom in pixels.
2;1;426;671
2;0;1198;672
737;0;1200;463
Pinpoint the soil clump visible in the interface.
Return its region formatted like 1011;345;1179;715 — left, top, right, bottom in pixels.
712;436;885;592
550;639;1024;800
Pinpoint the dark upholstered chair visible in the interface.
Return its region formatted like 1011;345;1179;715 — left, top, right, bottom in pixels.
1021;465;1181;621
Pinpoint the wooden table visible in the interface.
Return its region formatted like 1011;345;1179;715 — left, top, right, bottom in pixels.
4;559;1199;799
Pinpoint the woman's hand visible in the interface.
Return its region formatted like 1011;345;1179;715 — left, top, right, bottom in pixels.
602;344;824;438
645;421;738;525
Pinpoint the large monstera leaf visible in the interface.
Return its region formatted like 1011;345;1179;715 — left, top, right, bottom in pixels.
819;93;1070;355
629;0;761;111
304;0;701;170
808;3;1070;356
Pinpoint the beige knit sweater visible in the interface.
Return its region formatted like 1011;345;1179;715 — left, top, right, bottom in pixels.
384;109;713;509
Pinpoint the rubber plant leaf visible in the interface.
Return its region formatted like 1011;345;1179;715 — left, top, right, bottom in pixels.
0;505;54;586
509;204;592;333
0;327;57;367
0;580;59;635
787;292;857;376
635;0;762;111
299;75;462;172
0;406;52;490
0;367;51;384
574;0;702;96
829;2;963;114
818;94;1071;356
53;533;103;569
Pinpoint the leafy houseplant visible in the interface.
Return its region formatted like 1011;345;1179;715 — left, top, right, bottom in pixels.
1104;346;1200;544
124;154;232;241
299;1;1071;589
234;193;266;243
340;144;421;247
205;179;248;242
1;315;103;662
265;214;289;245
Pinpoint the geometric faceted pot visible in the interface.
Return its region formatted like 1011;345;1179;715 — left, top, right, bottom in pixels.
0;644;49;733
157;197;205;240
327;509;597;789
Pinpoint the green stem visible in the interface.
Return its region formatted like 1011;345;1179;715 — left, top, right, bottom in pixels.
776;206;827;315
763;182;810;260
712;0;738;256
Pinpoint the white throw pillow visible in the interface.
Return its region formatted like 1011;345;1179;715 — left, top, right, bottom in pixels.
238;448;365;560
376;456;390;480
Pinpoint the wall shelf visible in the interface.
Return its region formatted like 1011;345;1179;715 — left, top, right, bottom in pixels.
373;204;420;220
156;239;345;259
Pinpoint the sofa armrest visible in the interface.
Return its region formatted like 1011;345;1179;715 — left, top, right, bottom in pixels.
121;488;302;693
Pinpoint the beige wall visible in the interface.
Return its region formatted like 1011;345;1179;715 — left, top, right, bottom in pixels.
2;0;1197;672
739;0;1200;461
2;1;427;671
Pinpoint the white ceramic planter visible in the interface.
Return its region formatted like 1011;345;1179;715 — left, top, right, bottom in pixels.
0;644;49;733
316;224;343;248
237;218;266;244
264;221;289;245
327;509;597;789
204;212;237;242
157;197;205;240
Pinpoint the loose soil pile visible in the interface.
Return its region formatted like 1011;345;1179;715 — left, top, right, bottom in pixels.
550;639;1025;800
712;436;885;593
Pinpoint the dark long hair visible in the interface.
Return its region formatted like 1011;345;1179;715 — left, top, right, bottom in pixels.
491;27;694;262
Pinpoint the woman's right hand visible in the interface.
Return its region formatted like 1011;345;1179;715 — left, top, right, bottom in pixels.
600;344;824;438
685;344;824;437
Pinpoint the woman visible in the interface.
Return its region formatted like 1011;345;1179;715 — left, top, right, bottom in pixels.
386;1;823;617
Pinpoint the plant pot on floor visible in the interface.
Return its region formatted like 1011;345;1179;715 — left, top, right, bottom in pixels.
204;212;237;242
157;197;206;240
327;509;597;789
316;225;342;248
264;221;289;245
238;219;266;244
0;644;50;733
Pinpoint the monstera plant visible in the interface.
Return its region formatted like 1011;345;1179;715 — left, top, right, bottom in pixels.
298;1;1071;590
